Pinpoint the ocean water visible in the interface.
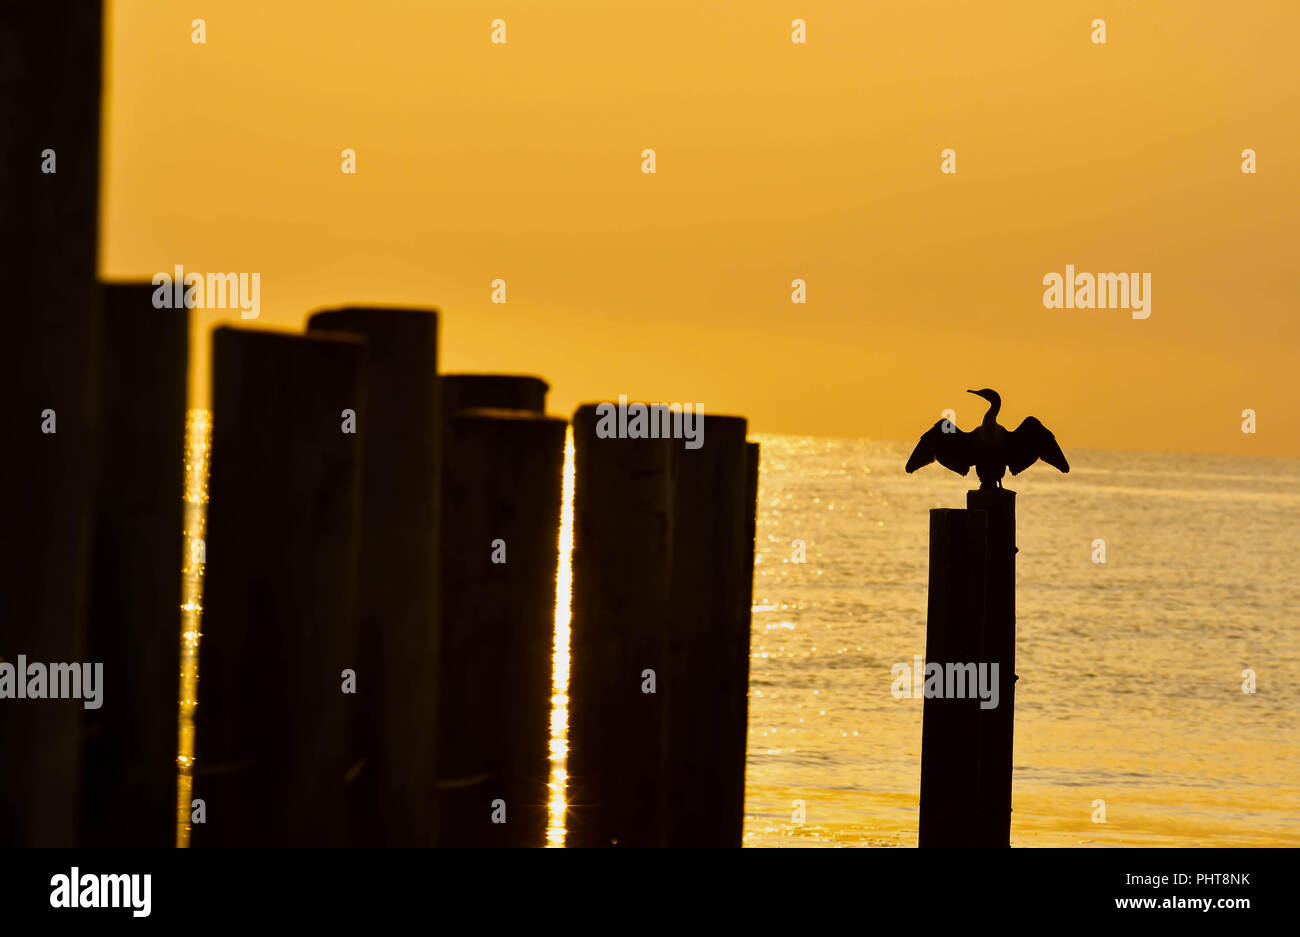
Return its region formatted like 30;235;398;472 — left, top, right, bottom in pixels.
743;436;1300;847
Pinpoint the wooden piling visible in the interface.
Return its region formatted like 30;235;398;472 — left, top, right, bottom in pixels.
0;2;103;847
442;374;548;416
436;409;566;846
967;487;1016;847
738;441;759;832
918;508;988;847
566;404;675;847
193;327;367;847
665;416;751;847
305;307;441;847
81;283;188;847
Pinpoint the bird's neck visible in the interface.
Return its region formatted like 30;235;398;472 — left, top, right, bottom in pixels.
982;399;1001;425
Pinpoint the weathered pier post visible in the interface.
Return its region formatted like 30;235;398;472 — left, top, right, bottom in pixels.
967;487;1016;847
442;374;548;416
918;508;988;847
665;415;752;847
306;307;441;847
739;441;760;831
0;2;103;847
193;327;367;847
81;282;188;847
437;404;565;846
566;404;675;847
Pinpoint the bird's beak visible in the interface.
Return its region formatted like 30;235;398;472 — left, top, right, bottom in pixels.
965;389;977;395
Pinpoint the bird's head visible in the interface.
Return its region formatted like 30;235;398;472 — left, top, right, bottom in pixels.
967;388;1000;405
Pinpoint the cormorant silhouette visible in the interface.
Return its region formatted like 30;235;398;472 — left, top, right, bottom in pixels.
905;389;1069;489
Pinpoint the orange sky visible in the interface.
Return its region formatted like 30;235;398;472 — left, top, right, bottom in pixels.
100;1;1300;456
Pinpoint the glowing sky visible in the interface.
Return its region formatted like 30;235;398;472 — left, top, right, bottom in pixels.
101;1;1300;456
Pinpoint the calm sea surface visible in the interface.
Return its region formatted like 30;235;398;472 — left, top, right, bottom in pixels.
743;435;1300;847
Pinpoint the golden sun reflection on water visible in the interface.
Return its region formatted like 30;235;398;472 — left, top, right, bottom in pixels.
547;426;576;847
176;409;211;848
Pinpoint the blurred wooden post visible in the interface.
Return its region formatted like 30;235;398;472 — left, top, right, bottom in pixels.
0;2;103;847
193;328;366;847
918;508;988;847
442;374;548;416
81;282;188;847
665;415;751;847
566;404;674;847
738;442;759;833
968;487;1016;847
306;307;441;847
437;408;565;846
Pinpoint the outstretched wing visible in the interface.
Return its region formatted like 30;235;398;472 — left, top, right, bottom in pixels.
905;419;973;476
1007;416;1069;475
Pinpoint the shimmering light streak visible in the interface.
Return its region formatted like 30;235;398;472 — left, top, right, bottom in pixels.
546;426;576;847
176;409;210;848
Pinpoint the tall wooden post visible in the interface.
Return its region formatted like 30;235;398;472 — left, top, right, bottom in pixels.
437;409;565;846
967;487;1016;847
566;404;674;847
918;508;987;847
306;306;441;847
81;282;188;847
665;415;751;847
193;328;367;847
0;2;103;847
737;442;759;839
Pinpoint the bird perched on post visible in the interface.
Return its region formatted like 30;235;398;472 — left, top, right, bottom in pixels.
905;389;1069;490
